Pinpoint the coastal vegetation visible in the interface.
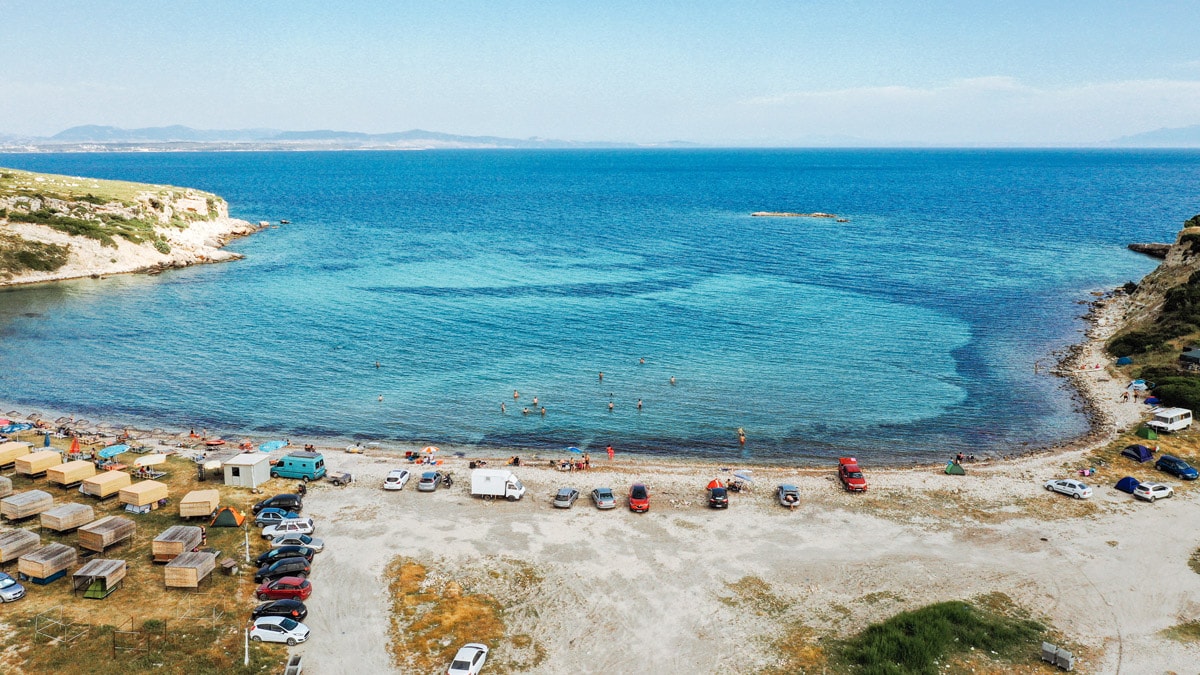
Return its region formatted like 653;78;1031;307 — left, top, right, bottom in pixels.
0;231;70;278
831;596;1045;674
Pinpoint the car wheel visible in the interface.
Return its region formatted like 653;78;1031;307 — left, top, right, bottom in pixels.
287;638;297;646
257;593;267;600
1072;493;1081;499
302;476;309;483
1150;496;1156;502
1045;485;1053;491
270;471;279;478
507;494;518;502
251;636;262;643
297;572;307;579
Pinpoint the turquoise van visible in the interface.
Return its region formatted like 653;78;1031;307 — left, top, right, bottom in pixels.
270;451;327;481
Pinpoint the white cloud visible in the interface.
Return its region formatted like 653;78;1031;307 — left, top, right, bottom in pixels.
737;77;1200;145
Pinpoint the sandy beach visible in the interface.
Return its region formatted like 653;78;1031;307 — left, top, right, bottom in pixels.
4;292;1198;673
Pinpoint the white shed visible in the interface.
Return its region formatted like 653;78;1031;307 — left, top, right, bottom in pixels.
222;453;271;488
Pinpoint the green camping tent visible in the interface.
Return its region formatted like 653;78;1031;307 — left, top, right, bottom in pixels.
1136;425;1158;440
944;462;966;475
210;506;245;527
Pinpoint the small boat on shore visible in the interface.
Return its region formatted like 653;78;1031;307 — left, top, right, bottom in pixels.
204;439;226;447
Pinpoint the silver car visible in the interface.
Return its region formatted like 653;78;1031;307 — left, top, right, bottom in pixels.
0;572;26;602
590;487;616;509
553;487;580;508
1044;479;1092;499
1133;482;1174;502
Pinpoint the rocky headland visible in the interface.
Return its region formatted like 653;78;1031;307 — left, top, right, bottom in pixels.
0;167;264;286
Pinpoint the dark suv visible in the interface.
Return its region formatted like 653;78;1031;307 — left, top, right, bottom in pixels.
254;556;311;583
253;494;303;515
1155;454;1199;480
707;487;729;508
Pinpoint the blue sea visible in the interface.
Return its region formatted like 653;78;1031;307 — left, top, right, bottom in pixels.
1;149;1196;463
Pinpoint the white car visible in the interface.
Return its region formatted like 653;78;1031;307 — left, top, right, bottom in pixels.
383;469;412;491
1044;479;1092;499
270;534;325;552
447;643;489;675
262;517;316;540
1133;482;1174;502
249;616;310;646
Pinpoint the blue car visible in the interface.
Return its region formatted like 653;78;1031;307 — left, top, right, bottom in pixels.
1155;455;1199;480
255;508;302;527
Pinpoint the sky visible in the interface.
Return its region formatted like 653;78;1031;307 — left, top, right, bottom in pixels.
2;1;1200;145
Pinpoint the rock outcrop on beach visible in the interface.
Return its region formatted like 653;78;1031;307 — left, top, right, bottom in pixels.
1116;222;1200;327
1127;242;1172;259
0;168;264;285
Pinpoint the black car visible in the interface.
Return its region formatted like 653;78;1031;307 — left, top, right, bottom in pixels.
254;556;311;583
253;494;303;515
255;546;316;567
251;599;308;622
707;487;729;509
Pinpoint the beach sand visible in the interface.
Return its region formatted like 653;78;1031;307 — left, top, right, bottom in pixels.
4;293;1198;673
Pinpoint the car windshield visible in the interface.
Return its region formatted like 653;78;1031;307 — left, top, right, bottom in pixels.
279;618;298;630
597;490;612;498
631;486;647;499
451;660;471;670
711;488;727;497
848;471;863;478
0;578;13;589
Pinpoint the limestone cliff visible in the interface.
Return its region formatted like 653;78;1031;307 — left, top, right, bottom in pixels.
1117;225;1200;328
0;168;264;285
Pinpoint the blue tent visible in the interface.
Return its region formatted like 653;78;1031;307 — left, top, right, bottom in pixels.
1114;476;1140;494
1120;444;1154;463
1116;356;1133;365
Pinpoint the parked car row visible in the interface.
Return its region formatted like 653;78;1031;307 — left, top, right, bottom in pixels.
250;492;316;646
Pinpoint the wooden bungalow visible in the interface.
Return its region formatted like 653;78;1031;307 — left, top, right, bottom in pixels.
152;525;203;563
0;528;40;563
40;503;95;533
164;551;216;589
80;471;131;499
0;441;31;468
78;516;136;553
18;542;77;584
179;489;220;519
73;558;127;599
47;460;96;488
15;450;62;477
120;480;168;509
1;490;54;521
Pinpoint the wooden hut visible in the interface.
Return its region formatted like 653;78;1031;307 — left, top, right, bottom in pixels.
0;476;11;499
0;441;31;468
80;471;131;499
15;450;62;477
1;490;54;521
0;528;40;563
73;558;126;599
179;489;220;519
164;551;216;589
18;542;77;584
40;503;95;532
120;480;168;509
78;516;136;553
152;525;203;562
47;460;96;488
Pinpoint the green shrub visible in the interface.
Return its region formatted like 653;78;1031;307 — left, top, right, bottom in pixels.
0;232;70;277
153;238;171;254
1186;213;1200;229
836;600;1043;675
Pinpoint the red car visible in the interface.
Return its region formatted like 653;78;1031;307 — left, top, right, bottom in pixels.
838;457;868;492
256;576;312;601
628;483;650;512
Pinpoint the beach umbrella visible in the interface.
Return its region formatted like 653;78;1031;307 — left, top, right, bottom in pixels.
44;432;51;447
28;412;43;421
733;470;754;483
422;446;439;454
566;446;582;454
259;440;287;453
99;444;129;459
0;418;8;426
69;437;80;454
135;454;167;467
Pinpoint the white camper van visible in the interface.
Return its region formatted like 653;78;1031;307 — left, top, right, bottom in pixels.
1146;407;1193;433
470;469;526;501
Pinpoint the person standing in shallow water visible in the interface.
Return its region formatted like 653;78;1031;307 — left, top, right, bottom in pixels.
637;399;643;411
598;372;604;382
500;402;506;413
670;376;676;386
608;401;614;412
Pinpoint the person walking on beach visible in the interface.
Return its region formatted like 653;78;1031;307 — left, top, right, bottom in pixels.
606;444;614;460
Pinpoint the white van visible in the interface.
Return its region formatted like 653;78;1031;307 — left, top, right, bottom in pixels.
1146;407;1193;433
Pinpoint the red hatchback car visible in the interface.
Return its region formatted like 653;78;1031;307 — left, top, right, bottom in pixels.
838;457;868;492
256;576;312;601
628;483;650;512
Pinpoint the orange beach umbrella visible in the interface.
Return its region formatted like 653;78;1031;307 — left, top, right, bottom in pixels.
69;436;81;454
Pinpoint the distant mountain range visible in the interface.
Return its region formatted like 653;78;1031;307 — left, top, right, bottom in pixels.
0;125;687;150
1;124;1199;150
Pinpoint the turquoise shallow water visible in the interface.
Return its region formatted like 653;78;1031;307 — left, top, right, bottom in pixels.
0;149;1193;462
